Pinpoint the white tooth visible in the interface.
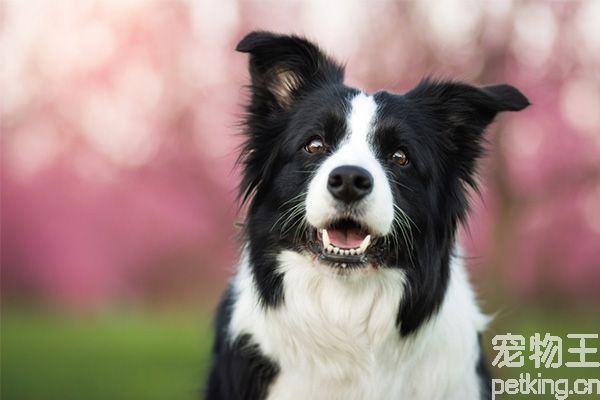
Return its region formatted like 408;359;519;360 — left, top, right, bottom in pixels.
344;250;350;256
322;229;330;248
327;245;334;253
350;249;356;255
358;235;371;253
334;247;340;255
341;263;347;268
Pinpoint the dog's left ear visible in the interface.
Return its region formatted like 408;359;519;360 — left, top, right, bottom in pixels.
406;79;529;129
406;79;529;186
236;31;345;111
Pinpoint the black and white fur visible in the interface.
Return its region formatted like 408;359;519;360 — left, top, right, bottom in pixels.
206;31;529;400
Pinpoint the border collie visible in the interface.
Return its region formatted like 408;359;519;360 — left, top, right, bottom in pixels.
206;31;529;400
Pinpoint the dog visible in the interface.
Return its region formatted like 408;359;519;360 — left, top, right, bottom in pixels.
206;31;529;400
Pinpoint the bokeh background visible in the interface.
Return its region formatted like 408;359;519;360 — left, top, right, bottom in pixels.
2;1;599;399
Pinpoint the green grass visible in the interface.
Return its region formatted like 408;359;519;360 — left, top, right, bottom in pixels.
1;311;214;400
2;308;598;399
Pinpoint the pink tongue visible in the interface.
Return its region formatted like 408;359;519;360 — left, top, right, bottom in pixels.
328;229;365;248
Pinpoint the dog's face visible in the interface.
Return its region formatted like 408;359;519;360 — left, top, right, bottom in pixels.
237;31;528;331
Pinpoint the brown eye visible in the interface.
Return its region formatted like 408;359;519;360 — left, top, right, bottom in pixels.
304;136;326;154
391;149;409;166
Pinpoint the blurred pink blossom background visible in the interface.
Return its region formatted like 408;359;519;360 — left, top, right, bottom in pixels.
2;0;599;311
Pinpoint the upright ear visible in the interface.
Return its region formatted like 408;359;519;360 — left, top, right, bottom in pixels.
236;31;345;111
406;79;529;129
406;79;529;187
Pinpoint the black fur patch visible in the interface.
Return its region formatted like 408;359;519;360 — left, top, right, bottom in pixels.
205;286;279;399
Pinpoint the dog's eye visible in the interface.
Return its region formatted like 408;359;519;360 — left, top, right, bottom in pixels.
391;149;409;166
304;136;327;154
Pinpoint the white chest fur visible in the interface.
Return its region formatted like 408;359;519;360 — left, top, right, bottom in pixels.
228;249;488;400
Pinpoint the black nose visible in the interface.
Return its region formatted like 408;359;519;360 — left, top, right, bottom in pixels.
327;165;373;203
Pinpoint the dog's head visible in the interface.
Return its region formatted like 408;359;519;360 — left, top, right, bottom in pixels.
236;31;528;332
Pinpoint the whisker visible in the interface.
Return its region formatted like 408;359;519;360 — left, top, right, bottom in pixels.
280;192;307;208
385;204;418;268
272;201;304;232
394;204;420;232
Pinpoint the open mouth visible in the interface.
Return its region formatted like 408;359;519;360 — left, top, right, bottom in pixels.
311;219;377;268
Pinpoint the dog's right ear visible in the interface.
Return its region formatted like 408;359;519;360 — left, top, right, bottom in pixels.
236;31;345;111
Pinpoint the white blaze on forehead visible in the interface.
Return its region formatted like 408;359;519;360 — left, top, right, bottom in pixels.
346;92;378;147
